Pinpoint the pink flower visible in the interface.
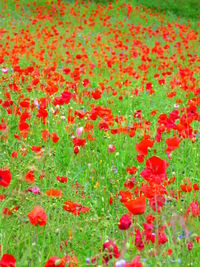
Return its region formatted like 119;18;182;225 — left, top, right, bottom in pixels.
27;187;40;194
76;127;84;136
1;68;9;74
108;144;115;153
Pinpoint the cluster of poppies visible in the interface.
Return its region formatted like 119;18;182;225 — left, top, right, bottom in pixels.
0;0;200;266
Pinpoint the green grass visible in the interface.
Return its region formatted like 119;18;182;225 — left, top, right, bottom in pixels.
136;0;200;19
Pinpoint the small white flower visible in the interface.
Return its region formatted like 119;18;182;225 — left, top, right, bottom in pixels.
174;104;179;109
115;259;126;267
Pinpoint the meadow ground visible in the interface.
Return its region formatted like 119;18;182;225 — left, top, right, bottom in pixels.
0;0;199;266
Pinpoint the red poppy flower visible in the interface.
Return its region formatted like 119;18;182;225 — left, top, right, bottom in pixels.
0;169;12;188
141;183;167;199
63;67;71;75
45;81;58;96
44;257;65;267
25;170;35;183
52;132;59;143
102;240;120;264
3;208;13;216
28;206;47;226
31;146;42;154
124;177;136;189
0;254;16;267
118;214;131;230
119;190;133;203
187;242;193;250
99;121;109;132
180;184;193;192
136;136;154;161
165;137;180;158
74;146;79;154
72;137;86;147
42;129;51;141
193;184;199;191
134;227;145;251
11;151;17;158
126;166;137;175
185;201;200;218
63;255;78;267
124;255;143;267
46;189;62;198
82;78;90;87
91;89;101;100
140;156;168;184
149;195;165;213
3;206;19;216
109;197;113;205
39;171;45;180
56;176;68;183
63;201;90;216
0;194;6;200
124;196;146;215
136;154;145;163
37;107;48;124
75;110;86;119
158;230;168;245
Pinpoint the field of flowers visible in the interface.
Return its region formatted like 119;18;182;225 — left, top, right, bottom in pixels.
0;0;199;266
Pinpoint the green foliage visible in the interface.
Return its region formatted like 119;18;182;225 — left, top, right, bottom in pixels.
136;0;200;19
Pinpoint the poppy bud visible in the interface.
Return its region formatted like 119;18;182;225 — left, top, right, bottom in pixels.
74;146;79;154
118;214;131;230
187;242;193;250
